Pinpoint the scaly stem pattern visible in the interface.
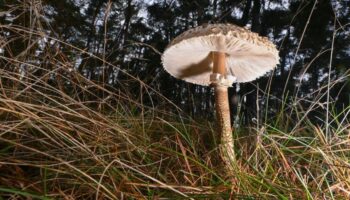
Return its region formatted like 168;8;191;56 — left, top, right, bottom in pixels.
212;51;236;174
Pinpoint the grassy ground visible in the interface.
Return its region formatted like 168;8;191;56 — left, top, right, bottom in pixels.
1;2;350;199
1;53;350;199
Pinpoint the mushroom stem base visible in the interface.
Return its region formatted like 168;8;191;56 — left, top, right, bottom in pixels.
214;86;236;174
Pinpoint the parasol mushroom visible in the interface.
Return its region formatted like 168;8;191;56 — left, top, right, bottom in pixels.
161;23;279;174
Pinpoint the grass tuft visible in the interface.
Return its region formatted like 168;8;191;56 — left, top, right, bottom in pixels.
1;1;350;199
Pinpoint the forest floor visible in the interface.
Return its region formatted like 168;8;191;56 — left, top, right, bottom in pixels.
1;1;350;199
1;68;350;199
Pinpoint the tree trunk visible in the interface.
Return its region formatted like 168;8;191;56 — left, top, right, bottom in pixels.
240;0;252;26
252;0;261;32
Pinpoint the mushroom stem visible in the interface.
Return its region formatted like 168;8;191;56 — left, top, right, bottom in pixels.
212;51;236;174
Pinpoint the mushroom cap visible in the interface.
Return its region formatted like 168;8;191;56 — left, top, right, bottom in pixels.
161;23;280;86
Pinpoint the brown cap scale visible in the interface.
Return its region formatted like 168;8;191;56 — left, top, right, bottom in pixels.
161;23;279;176
162;23;279;85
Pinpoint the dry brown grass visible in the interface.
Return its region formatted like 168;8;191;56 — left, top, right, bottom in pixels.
1;1;350;199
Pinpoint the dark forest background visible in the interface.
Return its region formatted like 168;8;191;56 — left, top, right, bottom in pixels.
1;1;350;198
1;0;350;124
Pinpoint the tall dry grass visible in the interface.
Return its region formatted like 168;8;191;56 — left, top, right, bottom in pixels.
1;1;350;199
